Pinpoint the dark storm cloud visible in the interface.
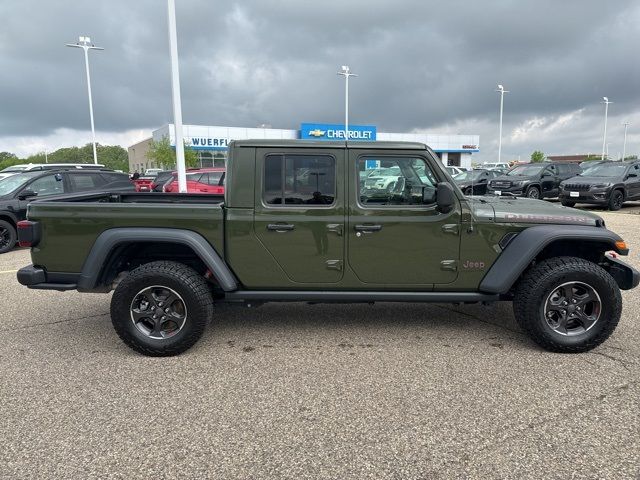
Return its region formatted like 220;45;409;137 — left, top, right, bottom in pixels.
0;0;639;158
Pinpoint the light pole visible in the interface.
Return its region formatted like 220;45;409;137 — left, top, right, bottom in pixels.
496;84;509;164
622;122;630;162
167;0;187;192
337;66;357;141
601;96;612;161
66;36;103;164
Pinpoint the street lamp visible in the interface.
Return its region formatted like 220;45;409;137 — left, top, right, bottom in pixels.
622;122;630;162
496;84;509;164
337;65;357;141
601;96;612;161
66;36;103;165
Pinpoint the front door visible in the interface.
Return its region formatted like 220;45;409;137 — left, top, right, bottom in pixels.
348;151;461;287
540;164;558;197
254;148;345;284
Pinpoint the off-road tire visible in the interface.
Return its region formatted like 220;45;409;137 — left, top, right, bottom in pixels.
0;220;17;254
513;256;622;353
560;200;576;208
608;189;624;211
526;186;541;199
110;261;213;356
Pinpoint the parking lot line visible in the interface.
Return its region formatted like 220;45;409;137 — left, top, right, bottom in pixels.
0;269;18;274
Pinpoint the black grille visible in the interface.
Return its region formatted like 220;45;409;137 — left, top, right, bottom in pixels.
490;181;512;189
563;183;590;191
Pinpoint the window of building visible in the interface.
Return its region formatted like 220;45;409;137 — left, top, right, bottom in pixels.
264;154;335;206
359;156;437;206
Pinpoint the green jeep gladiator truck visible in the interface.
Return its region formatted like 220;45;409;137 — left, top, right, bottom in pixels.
16;140;639;356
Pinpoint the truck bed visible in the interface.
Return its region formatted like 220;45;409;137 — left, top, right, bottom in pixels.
27;191;225;273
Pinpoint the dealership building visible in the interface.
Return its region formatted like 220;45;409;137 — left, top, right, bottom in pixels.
128;123;480;172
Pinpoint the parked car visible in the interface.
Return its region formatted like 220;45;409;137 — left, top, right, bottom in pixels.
445;166;465;176
150;170;176;192
144;168;164;176
453;169;500;195
487;162;582;199
559;160;640;210
1;163;106;173
361;166;403;191
0;169;133;254
133;175;156;192
16;140;638;356
163;168;226;194
482;162;511;170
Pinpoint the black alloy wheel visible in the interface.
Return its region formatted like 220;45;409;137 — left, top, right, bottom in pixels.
526;186;541;199
0;220;17;254
608;190;624;211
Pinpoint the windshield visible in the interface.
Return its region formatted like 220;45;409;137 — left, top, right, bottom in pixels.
1;165;29;173
454;170;483;181
507;164;545;176
0;171;42;196
582;163;628;177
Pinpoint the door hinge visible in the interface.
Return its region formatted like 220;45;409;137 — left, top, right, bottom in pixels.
440;260;457;271
326;260;343;271
442;224;459;235
326;224;343;236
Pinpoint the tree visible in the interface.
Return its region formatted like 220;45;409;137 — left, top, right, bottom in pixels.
145;136;198;169
530;150;545;163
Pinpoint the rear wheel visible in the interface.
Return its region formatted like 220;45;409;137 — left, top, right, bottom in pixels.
0;220;16;254
110;261;213;356
526;186;541;199
608;190;624;211
513;257;621;353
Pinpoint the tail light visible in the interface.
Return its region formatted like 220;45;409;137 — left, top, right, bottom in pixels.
17;220;40;248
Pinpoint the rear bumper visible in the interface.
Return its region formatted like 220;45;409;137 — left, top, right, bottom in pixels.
17;265;78;291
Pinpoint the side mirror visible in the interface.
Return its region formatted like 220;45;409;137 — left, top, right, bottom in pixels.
436;182;456;213
542;171;551;177
18;189;37;200
479;178;487;183
627;173;638;178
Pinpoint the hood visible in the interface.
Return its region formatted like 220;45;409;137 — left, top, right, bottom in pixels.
562;175;619;185
468;196;604;226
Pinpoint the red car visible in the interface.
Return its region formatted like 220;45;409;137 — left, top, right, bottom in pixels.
163;168;226;194
133;176;155;192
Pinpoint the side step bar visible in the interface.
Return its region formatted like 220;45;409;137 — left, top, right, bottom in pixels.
224;291;500;303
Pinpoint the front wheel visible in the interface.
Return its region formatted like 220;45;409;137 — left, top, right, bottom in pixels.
525;186;541;199
608;190;624;211
0;220;17;254
110;261;214;356
513;257;622;353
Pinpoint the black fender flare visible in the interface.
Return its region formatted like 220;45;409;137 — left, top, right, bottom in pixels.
479;225;627;294
0;211;19;226
77;228;238;292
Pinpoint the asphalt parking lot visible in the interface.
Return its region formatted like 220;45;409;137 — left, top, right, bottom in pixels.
1;211;639;479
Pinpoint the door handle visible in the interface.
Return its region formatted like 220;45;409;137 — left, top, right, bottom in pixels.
354;224;382;232
267;223;295;232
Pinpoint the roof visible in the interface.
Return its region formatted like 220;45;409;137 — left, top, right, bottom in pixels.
230;139;429;150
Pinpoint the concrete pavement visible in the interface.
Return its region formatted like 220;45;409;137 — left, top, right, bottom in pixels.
1;213;639;479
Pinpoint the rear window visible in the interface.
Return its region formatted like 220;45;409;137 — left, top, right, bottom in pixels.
264;154;336;206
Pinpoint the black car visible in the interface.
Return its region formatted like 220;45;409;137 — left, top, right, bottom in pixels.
559;160;640;210
486;162;582;199
0;169;133;253
453;169;500;195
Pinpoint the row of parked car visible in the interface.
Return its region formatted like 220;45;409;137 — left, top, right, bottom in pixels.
450;160;640;211
133;167;226;194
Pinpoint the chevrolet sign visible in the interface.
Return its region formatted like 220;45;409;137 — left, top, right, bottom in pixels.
300;123;377;141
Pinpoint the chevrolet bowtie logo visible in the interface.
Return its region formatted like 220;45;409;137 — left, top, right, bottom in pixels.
308;129;326;137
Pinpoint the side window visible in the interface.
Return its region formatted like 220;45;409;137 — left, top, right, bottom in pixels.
27;174;65;196
69;173;105;192
358;157;437;206
263;154;335;206
203;171;224;186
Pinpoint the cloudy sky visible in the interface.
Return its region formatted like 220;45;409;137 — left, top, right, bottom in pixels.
1;0;639;162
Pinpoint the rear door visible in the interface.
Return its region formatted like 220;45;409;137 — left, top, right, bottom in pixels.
348;150;461;287
254;148;345;284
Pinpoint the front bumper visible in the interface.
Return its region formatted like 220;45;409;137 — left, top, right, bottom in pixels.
606;256;640;290
559;188;612;204
17;265;78;291
486;186;525;197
